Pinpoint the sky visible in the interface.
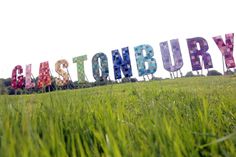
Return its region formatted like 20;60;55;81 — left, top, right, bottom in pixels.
0;0;235;82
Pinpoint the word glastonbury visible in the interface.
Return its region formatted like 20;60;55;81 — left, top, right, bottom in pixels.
11;33;235;90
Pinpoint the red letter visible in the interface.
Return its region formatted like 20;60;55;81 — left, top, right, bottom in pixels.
38;61;51;88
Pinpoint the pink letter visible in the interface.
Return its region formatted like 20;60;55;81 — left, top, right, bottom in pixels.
11;65;24;89
213;33;235;69
25;64;35;89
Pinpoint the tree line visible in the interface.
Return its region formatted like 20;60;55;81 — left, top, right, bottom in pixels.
0;69;235;95
0;76;139;95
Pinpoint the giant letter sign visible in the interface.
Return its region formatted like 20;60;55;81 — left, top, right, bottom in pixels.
160;39;183;72
55;59;70;86
25;64;35;89
73;55;87;83
187;37;213;71
134;44;157;76
11;65;24;89
92;53;109;81
213;33;235;69
112;47;132;79
38;61;51;88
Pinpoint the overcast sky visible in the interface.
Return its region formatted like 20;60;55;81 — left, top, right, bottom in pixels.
0;0;235;82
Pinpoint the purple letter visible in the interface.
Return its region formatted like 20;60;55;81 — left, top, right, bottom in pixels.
187;37;213;71
160;39;183;72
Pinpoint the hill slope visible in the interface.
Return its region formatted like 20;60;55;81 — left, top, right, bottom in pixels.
0;76;236;157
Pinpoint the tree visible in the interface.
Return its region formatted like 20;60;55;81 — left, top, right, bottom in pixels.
151;77;162;80
207;70;222;76
0;79;7;94
7;86;15;95
94;77;107;86
185;71;194;77
3;78;11;87
130;78;138;82
224;69;234;75
121;77;130;83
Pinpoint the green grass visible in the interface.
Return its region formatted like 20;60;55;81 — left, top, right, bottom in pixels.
0;76;236;157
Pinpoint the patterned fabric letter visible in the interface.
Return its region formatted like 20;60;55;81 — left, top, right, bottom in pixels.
187;37;213;71
213;33;235;68
73;55;87;83
38;61;51;88
112;47;132;79
11;65;24;89
25;64;35;89
160;39;183;72
134;44;157;76
92;53;109;81
55;59;70;86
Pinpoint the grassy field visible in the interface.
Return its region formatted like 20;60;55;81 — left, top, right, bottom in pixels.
0;76;235;157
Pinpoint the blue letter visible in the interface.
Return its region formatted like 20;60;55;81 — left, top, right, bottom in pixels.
92;53;109;81
112;47;132;79
134;44;157;76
